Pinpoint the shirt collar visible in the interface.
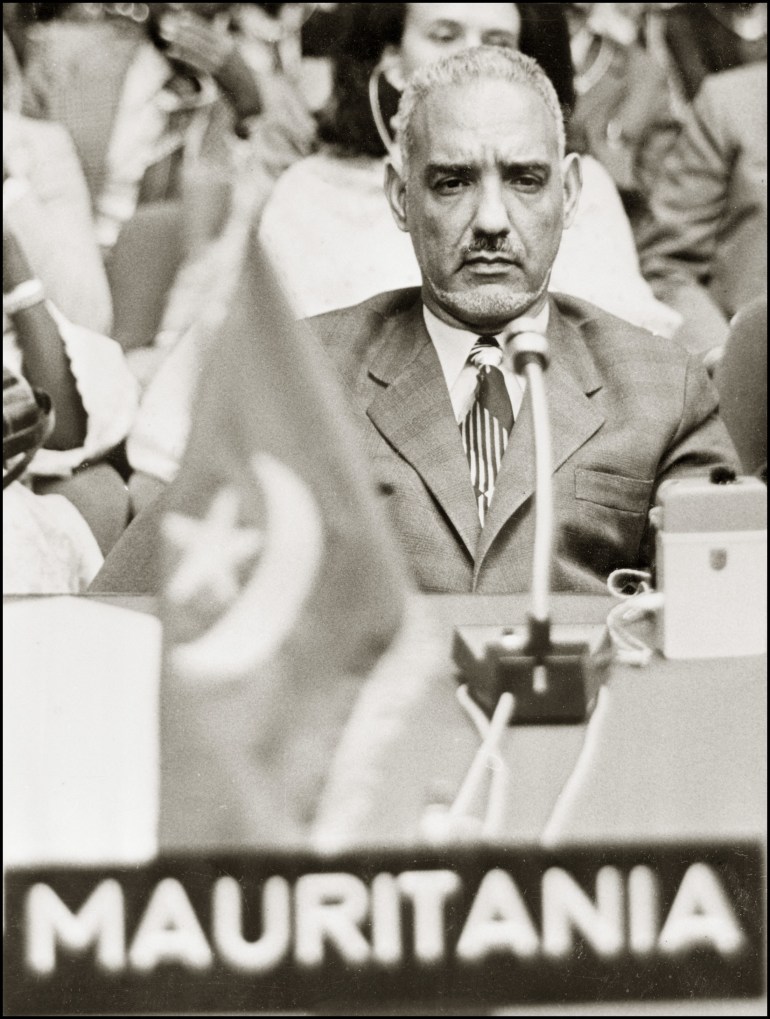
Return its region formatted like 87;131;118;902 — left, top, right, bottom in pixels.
423;301;550;389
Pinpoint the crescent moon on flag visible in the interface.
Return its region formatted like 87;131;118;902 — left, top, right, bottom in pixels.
173;454;324;682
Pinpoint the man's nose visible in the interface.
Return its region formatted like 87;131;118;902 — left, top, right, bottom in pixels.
472;179;511;238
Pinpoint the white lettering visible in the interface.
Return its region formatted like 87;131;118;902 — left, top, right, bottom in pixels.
456;869;539;960
26;880;125;975
371;874;402;966
398;870;460;964
658;864;745;955
128;878;213;971
213;876;291;973
542;867;624;957
628;866;659;954
294;873;370;966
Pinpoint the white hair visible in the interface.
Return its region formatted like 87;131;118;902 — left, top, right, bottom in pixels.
395;46;566;176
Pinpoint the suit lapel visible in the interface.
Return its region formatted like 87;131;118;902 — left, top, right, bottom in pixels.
475;297;606;570
366;301;481;559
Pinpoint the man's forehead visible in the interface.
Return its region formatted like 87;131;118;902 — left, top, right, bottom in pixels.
407;2;522;36
411;78;560;164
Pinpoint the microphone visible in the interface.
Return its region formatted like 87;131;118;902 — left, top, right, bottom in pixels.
512;332;554;641
452;332;611;724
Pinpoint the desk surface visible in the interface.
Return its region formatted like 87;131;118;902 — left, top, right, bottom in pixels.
4;593;766;866
320;594;766;850
3;594;766;1016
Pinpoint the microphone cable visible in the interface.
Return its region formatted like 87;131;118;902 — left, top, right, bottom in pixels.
421;688;515;843
540;684;612;847
606;568;661;667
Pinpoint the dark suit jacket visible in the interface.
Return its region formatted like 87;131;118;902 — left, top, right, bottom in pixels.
309;288;738;594
90;286;738;597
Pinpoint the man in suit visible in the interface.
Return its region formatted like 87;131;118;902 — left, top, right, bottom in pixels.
638;61;767;355
90;45;737;597
308;46;738;594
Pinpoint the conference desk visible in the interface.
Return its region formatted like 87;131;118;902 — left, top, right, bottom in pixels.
3;593;766;1015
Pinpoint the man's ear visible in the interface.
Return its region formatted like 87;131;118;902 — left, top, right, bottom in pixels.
561;153;582;230
385;159;409;234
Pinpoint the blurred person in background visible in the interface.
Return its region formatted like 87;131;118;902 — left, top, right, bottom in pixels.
21;3;256;255
3;33;113;335
235;3;336;119
259;2;680;338
565;3;680;225
638;60;767;356
3;188;139;584
147;3;331;338
120;4;334;383
17;3;246;364
4;23;139;576
119;3;322;381
115;4;337;504
664;2;767;101
19;2;310;370
3;365;104;594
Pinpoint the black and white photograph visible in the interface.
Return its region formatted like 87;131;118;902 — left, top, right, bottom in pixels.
3;3;767;1015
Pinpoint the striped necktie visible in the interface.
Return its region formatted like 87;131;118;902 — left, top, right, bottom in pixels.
459;335;514;526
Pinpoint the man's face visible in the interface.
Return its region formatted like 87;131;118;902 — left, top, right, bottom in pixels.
396;3;521;80
386;77;581;332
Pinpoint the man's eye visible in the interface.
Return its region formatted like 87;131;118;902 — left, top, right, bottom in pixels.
435;178;468;194
511;175;543;191
428;24;461;43
482;32;519;49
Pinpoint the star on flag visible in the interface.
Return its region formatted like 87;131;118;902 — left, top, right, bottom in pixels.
164;489;262;606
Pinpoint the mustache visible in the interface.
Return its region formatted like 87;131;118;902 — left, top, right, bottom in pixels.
462;237;523;259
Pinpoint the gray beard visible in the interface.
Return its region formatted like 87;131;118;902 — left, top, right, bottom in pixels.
429;279;549;329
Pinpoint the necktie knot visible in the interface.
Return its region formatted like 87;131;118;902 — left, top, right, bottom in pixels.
469;335;504;369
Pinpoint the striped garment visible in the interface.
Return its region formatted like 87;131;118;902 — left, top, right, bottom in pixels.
459;336;514;525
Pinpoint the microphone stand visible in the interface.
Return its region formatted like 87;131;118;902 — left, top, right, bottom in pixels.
452;333;611;724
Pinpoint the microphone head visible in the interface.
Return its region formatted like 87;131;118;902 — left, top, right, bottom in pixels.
512;331;550;373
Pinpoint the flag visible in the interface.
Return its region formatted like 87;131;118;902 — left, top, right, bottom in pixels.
158;236;438;851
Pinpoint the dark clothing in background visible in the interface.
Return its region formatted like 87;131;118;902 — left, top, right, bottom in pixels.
716;296;768;479
665;2;767;100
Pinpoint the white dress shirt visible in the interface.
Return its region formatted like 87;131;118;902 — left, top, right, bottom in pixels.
422;303;550;423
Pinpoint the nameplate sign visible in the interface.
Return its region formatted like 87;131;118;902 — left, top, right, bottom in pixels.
4;843;764;1014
